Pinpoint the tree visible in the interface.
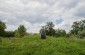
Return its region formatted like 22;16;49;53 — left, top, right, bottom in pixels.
0;21;6;30
45;22;56;36
71;19;85;34
0;20;6;36
78;28;85;38
17;25;26;37
5;31;14;37
14;30;20;37
45;22;54;30
55;29;66;37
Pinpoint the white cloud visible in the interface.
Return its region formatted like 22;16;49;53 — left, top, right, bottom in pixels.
0;0;85;33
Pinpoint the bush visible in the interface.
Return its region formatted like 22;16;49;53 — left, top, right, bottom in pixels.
0;30;6;37
46;29;56;36
5;31;14;37
0;20;6;37
14;31;20;37
78;29;85;38
55;29;66;37
18;25;26;37
14;25;26;37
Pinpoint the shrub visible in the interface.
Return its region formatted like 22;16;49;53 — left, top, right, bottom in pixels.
14;30;20;37
18;25;26;37
78;29;85;38
5;31;14;37
55;29;66;37
46;29;56;36
14;25;26;37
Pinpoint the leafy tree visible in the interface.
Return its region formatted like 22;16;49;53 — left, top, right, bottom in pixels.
71;19;85;34
45;29;55;36
0;21;6;30
14;30;20;37
5;31;14;37
55;29;66;37
17;25;26;37
45;22;54;30
0;21;6;36
78;28;85;38
44;22;56;36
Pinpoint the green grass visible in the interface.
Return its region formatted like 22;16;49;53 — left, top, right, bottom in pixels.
0;35;85;55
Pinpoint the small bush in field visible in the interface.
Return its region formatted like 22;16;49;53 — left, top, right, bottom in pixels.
14;25;26;37
55;29;66;37
14;31;20;37
5;31;14;37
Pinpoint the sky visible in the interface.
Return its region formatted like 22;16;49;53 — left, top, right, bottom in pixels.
0;0;85;33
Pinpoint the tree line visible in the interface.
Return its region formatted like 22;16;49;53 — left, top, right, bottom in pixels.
0;19;85;38
40;19;85;38
0;21;26;37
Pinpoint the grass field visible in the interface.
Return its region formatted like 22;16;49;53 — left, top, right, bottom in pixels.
0;35;85;55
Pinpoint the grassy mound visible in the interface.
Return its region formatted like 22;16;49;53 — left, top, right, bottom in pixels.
0;35;85;55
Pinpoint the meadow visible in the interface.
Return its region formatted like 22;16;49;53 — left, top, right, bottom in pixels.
0;35;85;55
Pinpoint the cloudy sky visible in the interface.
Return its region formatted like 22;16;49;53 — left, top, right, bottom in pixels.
0;0;85;33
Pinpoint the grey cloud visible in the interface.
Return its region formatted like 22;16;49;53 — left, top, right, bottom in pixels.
0;0;85;33
74;7;85;17
64;0;79;9
16;15;48;24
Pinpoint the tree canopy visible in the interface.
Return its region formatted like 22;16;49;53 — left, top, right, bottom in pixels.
71;20;85;34
0;21;6;36
15;25;26;37
0;21;6;31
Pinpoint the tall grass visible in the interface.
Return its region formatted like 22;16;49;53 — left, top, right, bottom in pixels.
0;35;85;55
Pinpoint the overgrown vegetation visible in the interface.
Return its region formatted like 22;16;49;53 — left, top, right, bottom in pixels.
0;21;6;37
0;21;27;37
70;19;85;38
0;20;85;55
40;19;85;38
0;35;85;55
14;25;26;37
40;22;66;37
0;19;85;38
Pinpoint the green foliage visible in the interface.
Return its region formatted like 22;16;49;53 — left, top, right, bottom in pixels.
14;25;26;37
0;35;85;55
70;19;85;38
0;30;6;37
71;19;85;34
78;29;85;38
5;31;15;37
46;29;55;36
44;22;56;36
55;29;66;37
45;22;54;30
40;22;67;37
0;20;6;36
18;25;26;36
14;30;20;37
0;21;27;37
0;21;6;30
